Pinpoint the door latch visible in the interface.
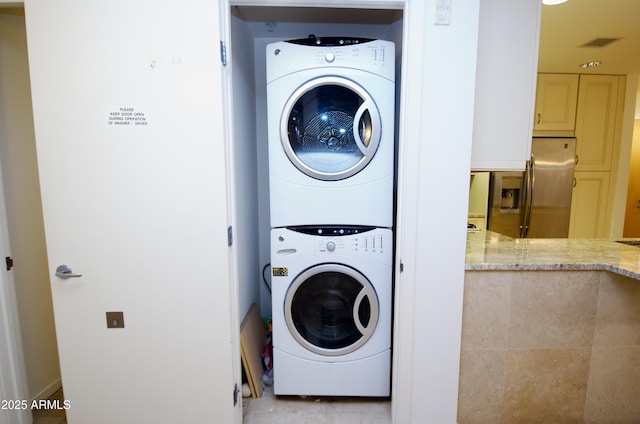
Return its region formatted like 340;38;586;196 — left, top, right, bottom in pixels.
55;264;82;279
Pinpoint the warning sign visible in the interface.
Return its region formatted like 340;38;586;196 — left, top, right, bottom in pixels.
106;107;149;127
272;267;288;277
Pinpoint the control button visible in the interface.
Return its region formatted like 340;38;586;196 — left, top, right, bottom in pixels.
325;52;336;63
326;241;336;252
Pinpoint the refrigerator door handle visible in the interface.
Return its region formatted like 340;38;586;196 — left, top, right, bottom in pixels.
520;160;530;237
521;154;535;238
519;162;527;237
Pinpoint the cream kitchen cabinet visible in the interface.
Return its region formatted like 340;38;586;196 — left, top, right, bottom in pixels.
471;0;541;171
568;75;624;239
533;73;579;134
569;171;610;238
574;75;625;172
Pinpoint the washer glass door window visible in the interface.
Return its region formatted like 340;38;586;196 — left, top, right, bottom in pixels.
282;76;382;181
284;263;379;356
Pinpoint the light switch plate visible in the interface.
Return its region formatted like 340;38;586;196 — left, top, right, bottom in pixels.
106;311;125;329
435;0;451;25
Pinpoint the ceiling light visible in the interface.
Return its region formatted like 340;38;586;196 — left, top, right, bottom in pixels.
542;0;568;5
580;61;602;68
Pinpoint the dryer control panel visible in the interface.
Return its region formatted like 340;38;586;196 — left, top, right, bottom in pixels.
266;39;395;84
286;36;373;47
312;44;389;67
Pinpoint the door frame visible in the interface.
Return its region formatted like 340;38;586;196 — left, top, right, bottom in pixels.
221;1;419;422
0;160;30;424
0;6;31;423
217;2;243;423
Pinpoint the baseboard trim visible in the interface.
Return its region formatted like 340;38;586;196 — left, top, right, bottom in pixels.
31;377;62;403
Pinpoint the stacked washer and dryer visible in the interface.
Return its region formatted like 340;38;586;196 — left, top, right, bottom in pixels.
266;36;395;397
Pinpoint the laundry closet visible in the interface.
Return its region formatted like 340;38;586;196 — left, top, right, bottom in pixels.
225;4;404;401
226;6;403;320
16;0;495;422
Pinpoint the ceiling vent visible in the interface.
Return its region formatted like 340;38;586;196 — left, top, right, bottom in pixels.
580;38;620;48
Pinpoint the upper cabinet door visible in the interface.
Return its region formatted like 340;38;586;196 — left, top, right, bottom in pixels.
574;74;625;171
24;1;235;423
533;73;579;132
471;0;542;171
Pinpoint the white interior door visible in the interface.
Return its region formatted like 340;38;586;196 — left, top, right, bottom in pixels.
23;1;237;423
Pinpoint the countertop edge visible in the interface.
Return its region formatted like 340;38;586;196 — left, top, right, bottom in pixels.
465;263;640;280
465;231;640;281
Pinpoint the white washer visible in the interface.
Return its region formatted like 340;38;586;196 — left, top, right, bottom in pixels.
271;226;392;397
267;37;395;228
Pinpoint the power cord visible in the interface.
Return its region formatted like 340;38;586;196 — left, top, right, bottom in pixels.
262;263;272;294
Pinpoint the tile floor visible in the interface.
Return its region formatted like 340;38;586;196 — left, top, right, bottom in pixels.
243;385;391;424
32;385;391;423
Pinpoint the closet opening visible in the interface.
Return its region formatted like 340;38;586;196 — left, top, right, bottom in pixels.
226;4;404;421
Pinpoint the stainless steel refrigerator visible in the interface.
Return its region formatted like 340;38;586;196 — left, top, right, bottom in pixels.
487;138;576;238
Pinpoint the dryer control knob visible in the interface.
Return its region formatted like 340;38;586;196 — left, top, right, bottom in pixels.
325;52;336;63
326;241;336;252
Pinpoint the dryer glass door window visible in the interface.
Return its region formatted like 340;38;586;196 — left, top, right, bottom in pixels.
284;263;379;356
282;76;382;181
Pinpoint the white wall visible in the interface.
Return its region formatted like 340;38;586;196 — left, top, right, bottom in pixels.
392;1;479;421
230;14;260;321
411;0;479;414
0;11;61;402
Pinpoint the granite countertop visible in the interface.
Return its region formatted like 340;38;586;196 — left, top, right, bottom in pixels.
466;230;640;280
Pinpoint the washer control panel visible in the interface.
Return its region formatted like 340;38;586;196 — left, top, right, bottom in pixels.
286;226;389;256
324;52;336;63
316;232;386;255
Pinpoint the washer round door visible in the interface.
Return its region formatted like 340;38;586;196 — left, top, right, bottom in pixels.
284;263;379;356
281;76;382;181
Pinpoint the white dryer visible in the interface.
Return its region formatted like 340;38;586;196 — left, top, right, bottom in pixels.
267;37;395;228
270;226;392;397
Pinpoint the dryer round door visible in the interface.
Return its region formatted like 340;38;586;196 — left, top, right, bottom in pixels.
284;263;379;356
281;76;382;181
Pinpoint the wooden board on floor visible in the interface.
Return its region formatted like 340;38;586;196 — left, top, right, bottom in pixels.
240;303;265;398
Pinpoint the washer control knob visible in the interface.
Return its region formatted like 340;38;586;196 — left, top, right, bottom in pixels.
326;241;336;252
325;52;335;63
